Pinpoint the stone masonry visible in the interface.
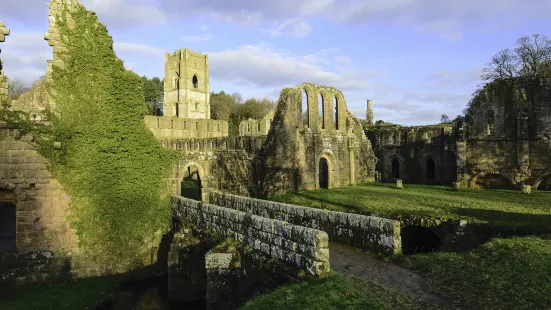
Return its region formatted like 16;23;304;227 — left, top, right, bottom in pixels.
172;195;330;276
209;191;402;255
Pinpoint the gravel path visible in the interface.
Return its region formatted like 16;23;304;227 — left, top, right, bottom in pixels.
330;242;449;306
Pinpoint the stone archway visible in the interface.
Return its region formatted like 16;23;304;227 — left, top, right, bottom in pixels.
388;155;401;180
422;155;437;182
319;157;329;189
533;172;551;190
316;150;337;189
0;180;17;252
180;161;207;201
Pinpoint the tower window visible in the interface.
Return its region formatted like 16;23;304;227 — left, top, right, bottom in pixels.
487;110;495;136
192;75;198;89
195;102;199;110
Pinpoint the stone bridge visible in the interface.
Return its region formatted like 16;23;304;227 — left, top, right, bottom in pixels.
167;194;401;308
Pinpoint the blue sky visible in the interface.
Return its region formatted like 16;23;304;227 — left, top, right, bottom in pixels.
1;0;550;125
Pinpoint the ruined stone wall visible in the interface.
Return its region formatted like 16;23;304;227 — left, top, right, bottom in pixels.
144;116;228;139
239;111;274;137
0;21;9;103
365;124;457;185
209;191;402;255
254;84;377;197
463;78;551;189
172;195;330;275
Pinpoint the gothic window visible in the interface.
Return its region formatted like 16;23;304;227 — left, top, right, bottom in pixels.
192;75;198;89
318;93;324;129
334;96;339;130
258;123;261;131
195;102;199;110
487;110;495;136
301;89;309;128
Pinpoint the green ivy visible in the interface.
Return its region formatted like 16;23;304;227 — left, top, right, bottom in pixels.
3;4;178;269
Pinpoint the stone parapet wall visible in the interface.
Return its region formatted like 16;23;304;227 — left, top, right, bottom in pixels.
159;135;267;154
144;116;228;139
172;196;330;275
209;191;402;255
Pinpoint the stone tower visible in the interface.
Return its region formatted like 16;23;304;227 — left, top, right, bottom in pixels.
0;21;10;101
164;48;210;119
366;99;373;125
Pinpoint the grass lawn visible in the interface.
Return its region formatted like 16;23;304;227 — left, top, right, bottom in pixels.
269;183;551;229
397;236;551;310
0;276;120;310
240;272;439;310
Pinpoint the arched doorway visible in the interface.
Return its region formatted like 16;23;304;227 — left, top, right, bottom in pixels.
427;157;436;180
0;196;16;252
181;165;202;200
319;157;329;189
391;157;400;179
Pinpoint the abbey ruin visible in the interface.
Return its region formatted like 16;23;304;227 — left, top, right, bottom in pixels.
364;79;551;190
0;0;550;308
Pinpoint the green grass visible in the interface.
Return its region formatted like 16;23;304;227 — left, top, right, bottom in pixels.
0;277;120;310
269;183;551;229
397;236;551;310
240;272;436;310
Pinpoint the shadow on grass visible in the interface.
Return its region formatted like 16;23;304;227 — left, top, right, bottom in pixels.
271;183;551;230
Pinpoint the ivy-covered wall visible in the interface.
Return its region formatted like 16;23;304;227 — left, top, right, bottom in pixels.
0;0;178;277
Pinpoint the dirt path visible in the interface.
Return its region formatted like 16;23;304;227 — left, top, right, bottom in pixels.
330;242;448;306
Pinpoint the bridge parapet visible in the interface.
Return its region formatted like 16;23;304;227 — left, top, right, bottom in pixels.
209;191;402;255
172;196;330;275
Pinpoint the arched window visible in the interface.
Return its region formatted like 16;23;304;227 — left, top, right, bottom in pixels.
301;89;309;128
391;157;400;179
195;102;199;110
318;92;324;129
217;124;220;132
334;96;339;130
427;157;436;180
196;122;199;130
487;110;494;136
192;75;198;89
257;123;261;131
392;133;397;144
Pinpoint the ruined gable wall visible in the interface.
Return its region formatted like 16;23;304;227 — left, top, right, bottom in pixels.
464;79;551;188
0;21;9;102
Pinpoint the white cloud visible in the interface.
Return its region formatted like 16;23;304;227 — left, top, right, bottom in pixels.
182;34;214;42
207;43;370;91
1;32;50;84
113;42;165;58
82;0;167;28
200;24;209;31
266;19;311;37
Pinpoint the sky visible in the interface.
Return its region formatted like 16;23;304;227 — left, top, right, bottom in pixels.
1;0;550;125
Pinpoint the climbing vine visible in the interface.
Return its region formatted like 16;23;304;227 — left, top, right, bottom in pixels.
3;4;178;269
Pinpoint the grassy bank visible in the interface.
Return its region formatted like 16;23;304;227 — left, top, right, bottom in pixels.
269;183;551;229
397;236;551;310
0;277;119;310
240;272;435;310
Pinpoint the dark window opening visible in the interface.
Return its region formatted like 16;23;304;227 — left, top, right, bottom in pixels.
318;93;324;129
487;110;494;136
427;158;436;180
192;75;198;89
181;166;202;201
0;201;16;252
301;89;309;128
319;157;329;189
391;157;400;179
334;96;339;130
257;123;261;131
401;226;442;254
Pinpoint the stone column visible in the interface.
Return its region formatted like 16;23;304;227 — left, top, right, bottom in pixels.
205;247;244;310
348;147;355;185
167;229;208;302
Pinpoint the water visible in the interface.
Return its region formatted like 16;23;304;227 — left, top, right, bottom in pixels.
99;275;205;310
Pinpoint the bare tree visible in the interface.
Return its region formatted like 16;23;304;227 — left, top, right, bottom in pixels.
481;34;551;81
7;78;31;101
515;34;551;77
440;114;450;123
481;49;519;80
